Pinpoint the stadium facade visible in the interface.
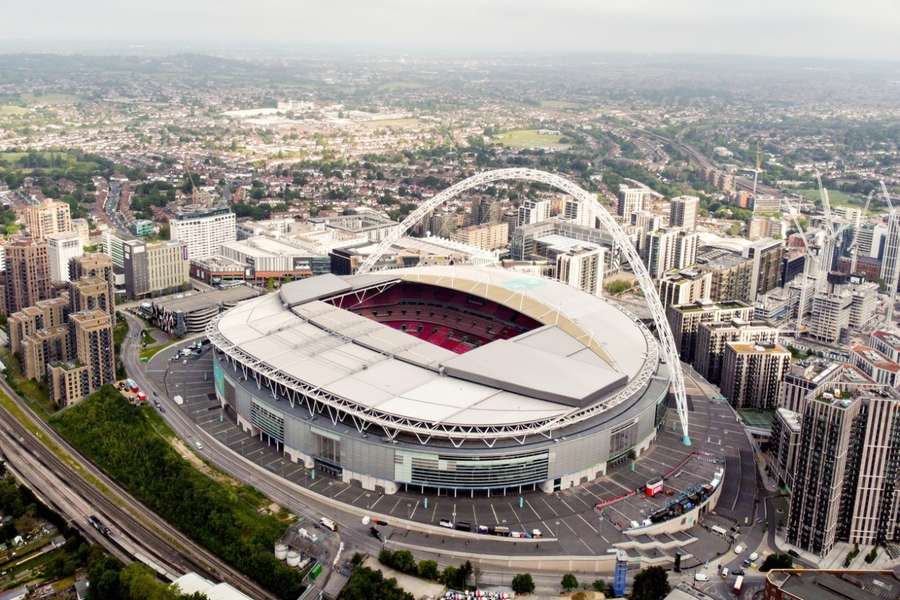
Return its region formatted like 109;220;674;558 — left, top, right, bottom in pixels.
208;265;672;495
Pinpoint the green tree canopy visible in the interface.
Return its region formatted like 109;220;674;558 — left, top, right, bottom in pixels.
630;566;670;600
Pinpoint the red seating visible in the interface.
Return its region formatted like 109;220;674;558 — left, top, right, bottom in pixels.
327;281;541;355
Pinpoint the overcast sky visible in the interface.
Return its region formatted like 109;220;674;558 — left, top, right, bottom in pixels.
5;0;900;60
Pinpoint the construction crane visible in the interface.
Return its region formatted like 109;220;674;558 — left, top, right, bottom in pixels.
783;196;814;337
881;181;899;326
752;141;762;198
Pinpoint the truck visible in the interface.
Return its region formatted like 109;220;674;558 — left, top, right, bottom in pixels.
733;575;744;594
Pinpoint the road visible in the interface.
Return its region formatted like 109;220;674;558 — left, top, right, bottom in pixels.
0;377;279;600
122;313;378;592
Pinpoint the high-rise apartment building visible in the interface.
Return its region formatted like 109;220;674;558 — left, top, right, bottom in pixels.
450;222;509;250
850;344;899;388
555;246;605;297
657;269;711;308
643;228;698;279
870;330;900;363
778;361;842;415
123;239;189;299
617;185;649;220
745;238;784;300
771;407;802;490
8;297;68;355
516;199;551;227
3;238;51;315
170;205;236;259
694;318;779;384
667;299;753;362
21;325;70;381
46;230;83;283
696;247;754;303
23;199;71;240
807;290;852;344
48;310;115;407
720;342;791;409
563;198;597;228
786;389;900;556
669;195;698;231
70;277;114;315
880;212;900;292
857;222;887;260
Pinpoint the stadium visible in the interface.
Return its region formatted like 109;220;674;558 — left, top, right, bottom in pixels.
207;264;673;495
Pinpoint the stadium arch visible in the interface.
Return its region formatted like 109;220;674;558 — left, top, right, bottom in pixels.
358;168;691;445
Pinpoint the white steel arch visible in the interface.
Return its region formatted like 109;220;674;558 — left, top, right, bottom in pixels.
358;168;692;445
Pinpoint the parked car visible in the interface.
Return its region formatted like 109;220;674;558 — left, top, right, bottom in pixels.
694;573;710;582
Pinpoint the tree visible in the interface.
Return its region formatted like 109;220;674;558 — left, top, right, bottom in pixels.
338;566;413;600
592;579;607;594
630;566;670;600
511;573;535;595
759;553;793;572
561;573;578;592
417;559;439;581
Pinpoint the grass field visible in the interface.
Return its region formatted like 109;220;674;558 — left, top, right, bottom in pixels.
364;117;421;129
0;105;28;117
19;93;78;106
496;128;567;149
795;187;885;214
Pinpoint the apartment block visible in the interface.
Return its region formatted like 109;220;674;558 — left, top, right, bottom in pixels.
657;268;711;308
771;407;802;490
3;238;51;315
787;389;900;556
850;344;899;388
450;222;509;251
666;299;753;363
516;199;551;227
778;361;842;415
21;325;71;381
869;329;900;363
720;342;791;409
807;290;852;344
880;212;900;292
48;310;115;407
71;253;116;305
643;228;698;279
23;199;71;241
8;297;68;355
70;277;114;315
123;239;189;299
46;230;83;283
170;205;236;260
669;195;698;230
694;318;779;384
617;185;650;220
695;247;754;303
555;246;605;297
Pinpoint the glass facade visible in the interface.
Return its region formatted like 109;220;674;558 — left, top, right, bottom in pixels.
251;400;285;444
395;449;549;490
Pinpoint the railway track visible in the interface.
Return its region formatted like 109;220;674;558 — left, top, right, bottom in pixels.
0;380;279;600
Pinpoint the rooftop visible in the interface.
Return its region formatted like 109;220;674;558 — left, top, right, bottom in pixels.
767;569;900;600
212;266;658;429
151;285;259;313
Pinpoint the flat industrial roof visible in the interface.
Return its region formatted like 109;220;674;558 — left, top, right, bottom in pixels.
152;285;259;313
214;265;656;427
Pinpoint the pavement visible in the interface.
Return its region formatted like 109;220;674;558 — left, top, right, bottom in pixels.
126;313;768;583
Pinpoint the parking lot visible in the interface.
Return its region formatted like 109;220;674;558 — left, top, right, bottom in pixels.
146;344;758;563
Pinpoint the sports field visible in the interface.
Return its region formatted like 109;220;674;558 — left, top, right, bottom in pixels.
496;128;567;149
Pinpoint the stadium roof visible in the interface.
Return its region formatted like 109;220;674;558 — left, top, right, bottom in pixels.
212;265;656;428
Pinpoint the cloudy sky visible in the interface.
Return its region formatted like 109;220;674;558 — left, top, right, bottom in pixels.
5;0;900;60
